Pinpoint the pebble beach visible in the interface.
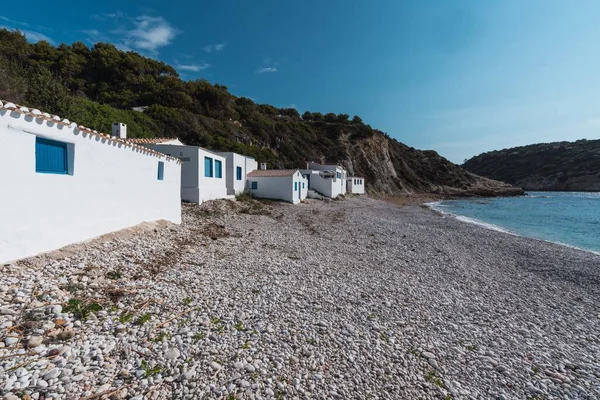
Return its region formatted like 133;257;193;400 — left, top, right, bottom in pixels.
1;196;599;400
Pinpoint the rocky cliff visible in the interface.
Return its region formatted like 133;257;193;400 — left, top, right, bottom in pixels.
463;139;600;191
325;132;523;196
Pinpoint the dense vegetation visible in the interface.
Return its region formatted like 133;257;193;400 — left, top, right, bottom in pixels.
0;29;520;196
463;139;600;191
0;29;379;166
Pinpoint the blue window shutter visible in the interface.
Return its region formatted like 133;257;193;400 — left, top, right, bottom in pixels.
36;137;68;174
158;161;164;180
204;157;213;177
251;181;258;190
302;182;305;189
215;160;222;178
236;166;242;180
294;182;298;191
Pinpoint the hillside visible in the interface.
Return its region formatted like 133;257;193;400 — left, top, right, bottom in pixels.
463;139;600;191
0;29;522;197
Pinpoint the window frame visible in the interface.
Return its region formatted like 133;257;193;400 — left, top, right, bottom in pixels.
251;181;258;190
35;137;69;175
204;156;214;178
157;161;165;180
236;166;242;181
215;159;223;178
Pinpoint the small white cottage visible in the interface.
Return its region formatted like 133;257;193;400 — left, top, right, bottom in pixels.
301;162;348;198
347;177;366;194
129;139;229;204
0;101;182;264
246;169;308;204
216;152;258;195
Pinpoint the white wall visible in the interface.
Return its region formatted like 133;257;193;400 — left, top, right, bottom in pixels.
305;163;347;197
217;152;257;195
0;108;181;264
300;175;308;200
151;145;228;204
247;171;305;204
348;177;366;194
248;176;294;203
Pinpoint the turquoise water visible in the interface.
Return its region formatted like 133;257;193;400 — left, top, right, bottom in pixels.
430;192;600;253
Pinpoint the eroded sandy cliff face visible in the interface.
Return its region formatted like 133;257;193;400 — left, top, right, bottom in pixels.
311;132;524;197
463;139;600;192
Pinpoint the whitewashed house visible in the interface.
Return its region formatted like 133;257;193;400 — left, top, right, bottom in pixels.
129;139;229;204
246;168;308;204
216;152;258;195
347;177;366;194
301;162;348;198
0;101;181;264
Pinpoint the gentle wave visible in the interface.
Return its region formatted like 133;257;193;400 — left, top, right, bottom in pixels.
426;202;512;234
425;192;600;255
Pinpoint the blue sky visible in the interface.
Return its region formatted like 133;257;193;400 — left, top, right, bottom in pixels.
2;0;600;163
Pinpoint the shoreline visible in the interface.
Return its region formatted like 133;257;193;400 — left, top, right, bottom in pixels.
1;197;599;399
424;196;600;256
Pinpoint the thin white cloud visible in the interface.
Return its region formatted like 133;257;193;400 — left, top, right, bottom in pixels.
122;16;178;53
21;30;54;44
0;16;29;27
80;29;109;44
91;11;126;21
257;67;278;74
203;43;226;53
0;16;54;44
0;25;54;44
175;63;211;72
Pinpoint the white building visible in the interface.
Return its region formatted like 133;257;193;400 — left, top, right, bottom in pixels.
129;139;229;204
347;177;366;194
0;101;181;264
301;162;348;198
216;152;258;195
246;169;308;204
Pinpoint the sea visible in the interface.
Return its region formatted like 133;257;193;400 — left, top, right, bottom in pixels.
428;192;600;254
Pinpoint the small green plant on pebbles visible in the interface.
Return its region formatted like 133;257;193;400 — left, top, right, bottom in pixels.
140;359;162;377
424;370;446;389
153;331;171;342
118;313;134;323
135;313;152;326
107;271;122;280
210;316;222;324
63;299;103;321
234;322;245;331
183;297;192;306
193;332;206;343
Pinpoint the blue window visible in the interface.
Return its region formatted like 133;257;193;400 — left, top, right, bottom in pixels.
302;182;305;189
204;157;213;177
251;181;258;190
236;166;242;180
336;172;341;179
215;160;222;178
158;161;164;180
294;182;298;191
36;137;68;174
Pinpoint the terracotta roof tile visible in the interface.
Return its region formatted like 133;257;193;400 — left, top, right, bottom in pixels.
247;169;299;178
127;137;179;144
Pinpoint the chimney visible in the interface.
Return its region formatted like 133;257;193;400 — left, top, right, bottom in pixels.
259;162;267;170
112;122;127;139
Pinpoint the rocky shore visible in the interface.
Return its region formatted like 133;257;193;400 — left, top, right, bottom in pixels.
1;197;599;399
